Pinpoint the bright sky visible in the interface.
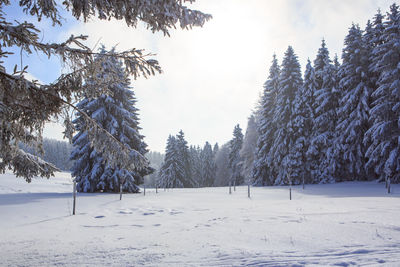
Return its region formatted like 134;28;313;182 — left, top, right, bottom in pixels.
6;0;395;152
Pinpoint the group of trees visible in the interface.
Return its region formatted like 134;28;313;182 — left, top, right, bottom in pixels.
157;124;251;189
20;138;73;171
253;4;400;186
144;151;164;187
158;131;218;188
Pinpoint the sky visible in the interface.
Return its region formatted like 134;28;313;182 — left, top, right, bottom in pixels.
5;0;395;152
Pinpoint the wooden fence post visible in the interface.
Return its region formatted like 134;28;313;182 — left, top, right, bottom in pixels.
73;180;76;215
290;186;292;200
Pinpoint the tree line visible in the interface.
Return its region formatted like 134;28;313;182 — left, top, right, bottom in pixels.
252;4;400;186
19;138;73;171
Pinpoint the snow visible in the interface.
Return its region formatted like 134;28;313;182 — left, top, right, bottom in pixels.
1;172;400;266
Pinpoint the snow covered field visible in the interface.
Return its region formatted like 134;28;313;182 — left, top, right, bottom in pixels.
1;172;400;266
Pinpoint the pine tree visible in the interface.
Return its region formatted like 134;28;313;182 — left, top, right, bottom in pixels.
240;115;258;184
159;135;183;188
308;40;338;183
363;9;386;181
71;47;152;193
365;4;400;183
144;151;164;187
189;145;202;187
288;59;314;185
229;124;244;186
175;130;195;187
200;142;216;187
213;143;219;157
253;55;280;186
214;143;232;186
335;24;372;181
271;46;303;185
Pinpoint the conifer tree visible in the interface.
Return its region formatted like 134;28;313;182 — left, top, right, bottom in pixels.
308;40;338;183
71;47;152;193
271;46;303;185
253;55;280;186
213;143;219;158
288;60;314;185
335;24;372;181
214;143;232;186
159;135;183;188
229;124;244;186
363;9;386;181
175;130;195;187
189;145;202;187
365;4;400;183
200;142;216;187
240;115;258;184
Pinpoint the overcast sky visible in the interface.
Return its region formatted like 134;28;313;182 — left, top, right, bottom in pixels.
7;0;395;152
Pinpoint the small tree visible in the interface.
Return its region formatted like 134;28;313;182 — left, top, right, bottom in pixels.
229;124;244;187
240;114;258;185
200;142;216;187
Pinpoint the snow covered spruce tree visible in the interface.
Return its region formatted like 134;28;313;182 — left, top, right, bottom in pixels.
175;130;196;187
159;135;182;188
239;114;258;185
307;40;339;183
71;47;153;193
270;46;303;185
229;124;244;186
189;145;202;187
213;143;219;158
214;143;232;186
365;4;400;184
0;1;210;182
288;59;315;185
200;142;216;187
335;24;372;181
252;55;280;186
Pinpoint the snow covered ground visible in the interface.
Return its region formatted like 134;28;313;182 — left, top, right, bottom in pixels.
0;172;400;266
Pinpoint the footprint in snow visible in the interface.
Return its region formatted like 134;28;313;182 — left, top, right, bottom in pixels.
119;210;133;214
169;211;183;215
94;215;105;219
143;212;155;216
